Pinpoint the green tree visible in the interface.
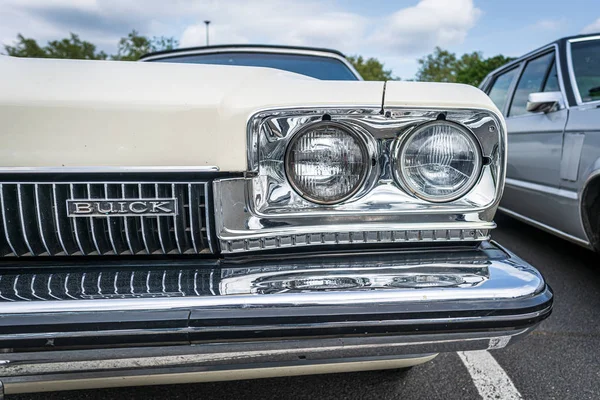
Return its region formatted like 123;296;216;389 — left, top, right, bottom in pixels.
4;33;107;59
347;55;395;81
416;47;514;86
415;47;458;83
455;52;514;86
112;30;178;61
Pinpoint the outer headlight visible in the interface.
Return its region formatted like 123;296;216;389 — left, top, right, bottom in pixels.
285;122;369;205
395;121;483;202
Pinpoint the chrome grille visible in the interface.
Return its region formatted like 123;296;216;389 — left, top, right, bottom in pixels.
0;269;217;301
0;182;213;256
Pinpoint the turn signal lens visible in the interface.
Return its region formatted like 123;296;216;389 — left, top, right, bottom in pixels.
285;122;368;204
396;121;482;202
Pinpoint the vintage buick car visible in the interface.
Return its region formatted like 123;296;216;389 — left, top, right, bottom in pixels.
480;33;600;252
0;45;552;397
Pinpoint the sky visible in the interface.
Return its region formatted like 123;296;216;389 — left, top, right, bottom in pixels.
0;0;599;79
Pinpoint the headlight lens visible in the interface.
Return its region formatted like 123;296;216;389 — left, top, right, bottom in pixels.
396;121;482;202
285;122;369;205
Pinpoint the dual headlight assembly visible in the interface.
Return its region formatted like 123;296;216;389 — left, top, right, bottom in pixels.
285;120;483;205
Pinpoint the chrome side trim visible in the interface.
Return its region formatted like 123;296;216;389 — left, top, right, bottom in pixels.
0;166;220;173
498;206;591;248
505;178;578;200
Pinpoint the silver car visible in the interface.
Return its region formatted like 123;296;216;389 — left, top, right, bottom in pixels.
480;33;600;252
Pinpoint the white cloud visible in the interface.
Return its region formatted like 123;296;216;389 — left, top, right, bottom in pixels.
370;0;481;54
0;0;482;78
531;18;566;31
582;18;600;34
180;1;369;53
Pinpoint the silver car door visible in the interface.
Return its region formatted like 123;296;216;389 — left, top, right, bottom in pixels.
500;50;569;230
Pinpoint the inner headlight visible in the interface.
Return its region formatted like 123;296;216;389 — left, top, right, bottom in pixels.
285;122;369;205
395;121;482;202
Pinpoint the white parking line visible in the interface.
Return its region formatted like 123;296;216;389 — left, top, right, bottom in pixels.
458;351;523;400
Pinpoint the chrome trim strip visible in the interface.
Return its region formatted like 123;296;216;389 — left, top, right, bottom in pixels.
567;35;600;106
499;206;591;248
0;311;550;342
0;166;220;173
505;178;578;200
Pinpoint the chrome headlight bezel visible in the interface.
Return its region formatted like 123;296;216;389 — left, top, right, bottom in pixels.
393;120;484;203
213;106;506;253
284;120;372;205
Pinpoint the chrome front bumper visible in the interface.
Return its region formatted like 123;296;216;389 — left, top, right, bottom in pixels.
0;241;552;395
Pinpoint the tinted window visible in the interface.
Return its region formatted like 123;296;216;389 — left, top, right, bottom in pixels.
571;39;600;103
488;68;519;113
149;52;359;81
543;61;560;92
509;52;554;117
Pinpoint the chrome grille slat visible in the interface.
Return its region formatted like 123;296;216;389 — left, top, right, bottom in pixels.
104;183;121;255
0;181;212;257
34;184;52;255
154;183;168;254
16;184;36;255
69;184;86;255
139;184;151;255
172;184;183;254
122;183;135;255
52;184;70;255
86;184;102;255
0;184;19;256
204;183;213;253
0;269;217;300
188;184;198;253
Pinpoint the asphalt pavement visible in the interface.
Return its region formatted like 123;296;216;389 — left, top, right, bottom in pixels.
9;213;600;400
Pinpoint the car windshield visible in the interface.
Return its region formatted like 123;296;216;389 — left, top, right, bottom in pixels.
570;38;600;103
146;51;360;81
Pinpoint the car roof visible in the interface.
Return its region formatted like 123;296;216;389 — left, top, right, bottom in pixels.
140;44;348;61
480;32;599;87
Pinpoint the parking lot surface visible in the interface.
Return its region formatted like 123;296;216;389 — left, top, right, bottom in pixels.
10;214;600;400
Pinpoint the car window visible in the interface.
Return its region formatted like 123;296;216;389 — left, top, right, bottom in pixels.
509;52;554;117
147;52;360;81
570;39;600;103
543;61;560;92
487;68;519;113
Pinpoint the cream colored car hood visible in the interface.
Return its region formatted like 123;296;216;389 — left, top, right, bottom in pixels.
0;56;499;171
